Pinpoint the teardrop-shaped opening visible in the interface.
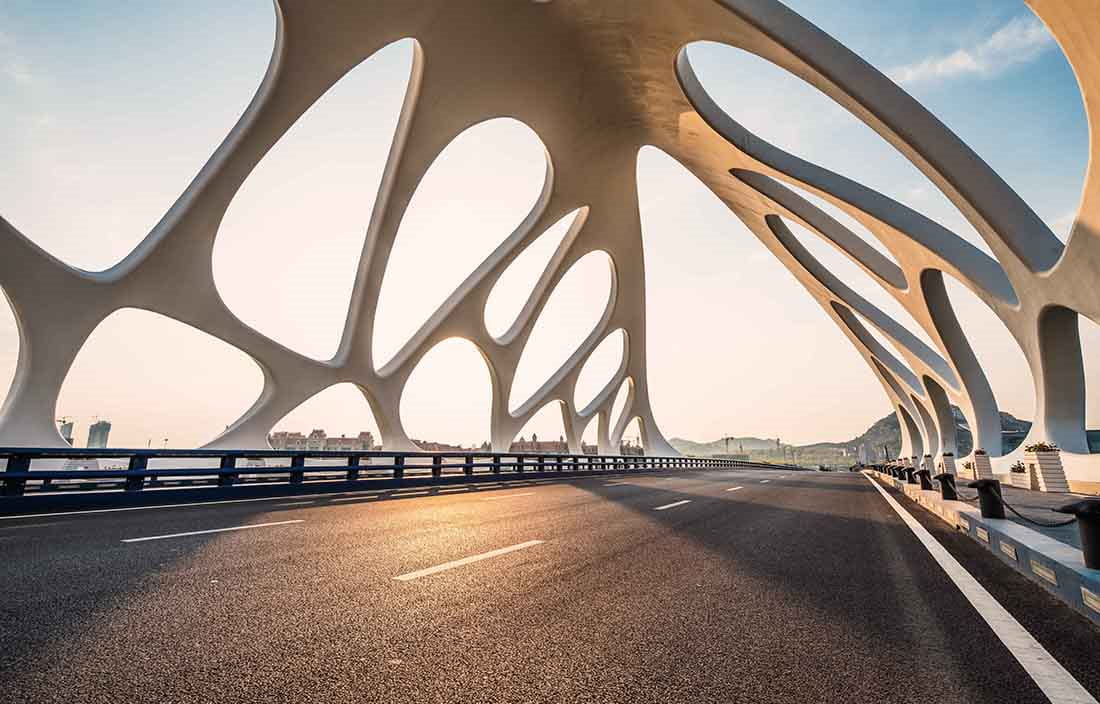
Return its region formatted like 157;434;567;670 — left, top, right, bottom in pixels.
610;378;633;436
509;402;568;452
779;216;938;351
215;38;415;361
4;2;275;270
941;274;1034;429
270;383;380;450
580;415;599;454
401;338;491;449
508;251;613;413
680;36;1084;262
573;329;626;412
56;309;264;448
638;146;884;445
374;118;547;368
621;417;645;455
1081;315;1100;448
485;209;583;339
0;287;16;414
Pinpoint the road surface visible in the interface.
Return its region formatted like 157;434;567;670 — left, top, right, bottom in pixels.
1;469;1098;703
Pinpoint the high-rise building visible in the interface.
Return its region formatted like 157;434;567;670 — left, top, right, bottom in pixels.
58;419;74;446
87;420;112;448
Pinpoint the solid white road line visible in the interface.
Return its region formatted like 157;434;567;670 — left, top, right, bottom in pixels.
654;500;692;511
482;492;535;501
394;540;544;581
122;519;304;544
725;486;744;492
760;479;770;484
865;475;1097;704
273;501;315;507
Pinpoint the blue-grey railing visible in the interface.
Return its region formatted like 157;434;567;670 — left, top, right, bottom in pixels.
0;447;800;497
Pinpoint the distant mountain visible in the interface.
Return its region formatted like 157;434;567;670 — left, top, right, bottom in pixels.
669;436;777;456
847;408;1031;459
674;408;1032;460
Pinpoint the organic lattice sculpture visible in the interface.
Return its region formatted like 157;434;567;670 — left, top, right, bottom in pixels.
1;1;1098;477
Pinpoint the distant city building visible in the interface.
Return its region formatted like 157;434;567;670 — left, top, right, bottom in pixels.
510;433;569;453
87;420;111;448
413;440;466;452
57;420;74;446
268;429;375;451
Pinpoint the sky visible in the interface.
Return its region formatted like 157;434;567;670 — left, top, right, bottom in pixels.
0;0;1095;449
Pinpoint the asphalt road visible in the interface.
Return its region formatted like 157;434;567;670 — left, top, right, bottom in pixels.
1;469;1098;703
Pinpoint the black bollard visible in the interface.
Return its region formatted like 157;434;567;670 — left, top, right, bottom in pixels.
934;472;958;501
968;479;1005;519
915;468;933;490
905;468;917;485
1054;500;1100;570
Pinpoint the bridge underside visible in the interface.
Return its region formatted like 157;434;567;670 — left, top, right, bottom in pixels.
1;1;1099;478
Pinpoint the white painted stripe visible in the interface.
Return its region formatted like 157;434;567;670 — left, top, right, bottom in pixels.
394;540;544;581
332;495;380;503
726;486;744;492
654;500;691;511
760;479;770;484
122;519;304;543
394;490;429;497
864;476;1097;704
482;492;535;501
273;501;315;507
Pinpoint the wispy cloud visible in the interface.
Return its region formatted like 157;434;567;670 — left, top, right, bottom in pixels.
889;16;1055;86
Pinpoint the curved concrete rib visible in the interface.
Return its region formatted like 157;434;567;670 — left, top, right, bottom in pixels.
0;0;1097;479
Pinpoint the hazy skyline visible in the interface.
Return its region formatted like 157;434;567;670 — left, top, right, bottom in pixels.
1;1;1096;449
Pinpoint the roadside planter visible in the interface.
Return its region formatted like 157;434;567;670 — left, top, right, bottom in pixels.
940;453;957;476
1009;461;1035;490
972;450;994;480
1024;443;1069;493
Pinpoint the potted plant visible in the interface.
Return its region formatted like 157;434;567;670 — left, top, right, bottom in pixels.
1023;442;1068;492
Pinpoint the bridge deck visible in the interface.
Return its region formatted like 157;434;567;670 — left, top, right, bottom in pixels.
1;469;1097;703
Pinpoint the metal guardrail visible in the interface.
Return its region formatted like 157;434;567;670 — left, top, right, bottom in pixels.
0;447;801;497
868;464;1100;570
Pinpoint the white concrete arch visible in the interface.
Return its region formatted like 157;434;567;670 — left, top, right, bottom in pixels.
1;0;1098;480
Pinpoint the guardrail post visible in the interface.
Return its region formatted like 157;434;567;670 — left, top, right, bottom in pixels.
516;455;525;474
1054;500;1100;569
432;455;442;479
572;455;580;472
125;454;149;492
968;479;1006;519
537;455;546;473
915;468;933;490
289;455;305;484
492;455;501;475
934;473;958;501
218;455;238;486
2;453;29;496
464;455;474;477
346;455;360;481
394;455;405;480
